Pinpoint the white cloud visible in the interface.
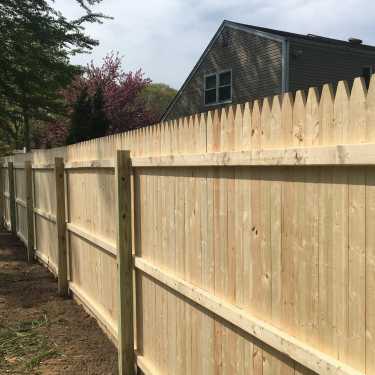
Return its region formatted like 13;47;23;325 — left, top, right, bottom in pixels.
54;0;375;89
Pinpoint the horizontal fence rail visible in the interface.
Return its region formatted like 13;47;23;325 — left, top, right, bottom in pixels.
132;143;375;167
2;74;375;375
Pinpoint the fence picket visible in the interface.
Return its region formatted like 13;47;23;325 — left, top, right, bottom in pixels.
25;161;34;262
3;75;375;375
55;158;68;297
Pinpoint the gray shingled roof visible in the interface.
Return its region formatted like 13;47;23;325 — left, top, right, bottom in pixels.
226;20;375;51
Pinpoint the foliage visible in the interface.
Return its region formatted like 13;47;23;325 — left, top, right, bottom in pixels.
32;119;69;149
140;83;177;123
0;315;60;372
0;0;109;150
65;52;152;136
66;86;110;144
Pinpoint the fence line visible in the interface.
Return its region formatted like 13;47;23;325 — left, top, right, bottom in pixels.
2;75;375;374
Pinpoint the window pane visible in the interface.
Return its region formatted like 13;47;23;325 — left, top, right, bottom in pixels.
205;89;216;105
205;75;216;90
219;86;231;102
219;71;231;86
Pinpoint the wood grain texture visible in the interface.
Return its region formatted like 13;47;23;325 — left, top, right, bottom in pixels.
55;158;68;296
25;161;35;262
115;150;135;375
4;74;375;375
8;162;16;234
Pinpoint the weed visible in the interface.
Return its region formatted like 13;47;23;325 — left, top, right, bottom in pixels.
0;315;60;373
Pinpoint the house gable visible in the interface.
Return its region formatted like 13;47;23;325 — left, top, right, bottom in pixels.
162;21;286;121
162;21;375;123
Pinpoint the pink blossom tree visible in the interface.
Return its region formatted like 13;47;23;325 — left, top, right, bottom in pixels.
65;52;152;133
33;52;154;148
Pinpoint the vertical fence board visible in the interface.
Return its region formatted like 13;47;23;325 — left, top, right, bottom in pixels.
8;162;16;234
4;74;375;375
115;150;135;375
55;158;68;296
366;75;375;374
25;161;34;262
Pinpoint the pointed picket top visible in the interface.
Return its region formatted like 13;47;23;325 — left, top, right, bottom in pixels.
142;127;148;156
174;119;180;154
157;122;163;154
366;74;375;142
138;127;144;156
223;105;236;151
234;104;243;151
132;128;138;156
133;128;138;155
174;117;181;153
242;102;252;150
270;95;282;148
153;123;160;155
206;110;214;152
185;115;193;153
119;132;125;152
281;92;294;147
166;121;173;155
159;122;166;155
191;113;201;152
177;116;186;153
198;112;207;152
319;83;335;145
127;130;132;153
333;81;350;144
150;124;155;154
170;119;177;154
251;99;262;150
164;120;171;154
261;97;272;148
189;114;197;153
142;126;148;156
293;90;306;146
218;106;228;152
350;76;367;143
211;109;221;152
135;128;139;151
137;127;143;157
146;125;152;154
184;115;192;153
141;126;146;154
192;113;199;152
305;87;320;146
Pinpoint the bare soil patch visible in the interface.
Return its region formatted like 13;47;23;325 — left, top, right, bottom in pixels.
0;232;117;374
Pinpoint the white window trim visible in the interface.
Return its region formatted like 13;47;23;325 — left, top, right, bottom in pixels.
204;69;233;106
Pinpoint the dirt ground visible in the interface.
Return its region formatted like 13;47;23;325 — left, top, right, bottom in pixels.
0;231;118;374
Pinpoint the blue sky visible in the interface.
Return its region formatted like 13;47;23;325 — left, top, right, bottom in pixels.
56;0;375;89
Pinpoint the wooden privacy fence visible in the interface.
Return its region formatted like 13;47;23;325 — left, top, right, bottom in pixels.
2;75;375;374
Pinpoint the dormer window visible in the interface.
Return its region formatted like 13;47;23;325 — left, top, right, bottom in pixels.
204;70;232;105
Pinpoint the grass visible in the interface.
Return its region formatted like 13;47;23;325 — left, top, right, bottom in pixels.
0;314;60;373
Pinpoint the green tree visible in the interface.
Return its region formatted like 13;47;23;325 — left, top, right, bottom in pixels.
66;88;91;144
67;86;110;144
140;83;177;123
0;0;109;151
90;86;110;139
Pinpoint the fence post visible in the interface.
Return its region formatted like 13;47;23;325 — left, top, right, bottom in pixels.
8;161;16;235
115;150;135;375
25;161;34;262
54;157;68;297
